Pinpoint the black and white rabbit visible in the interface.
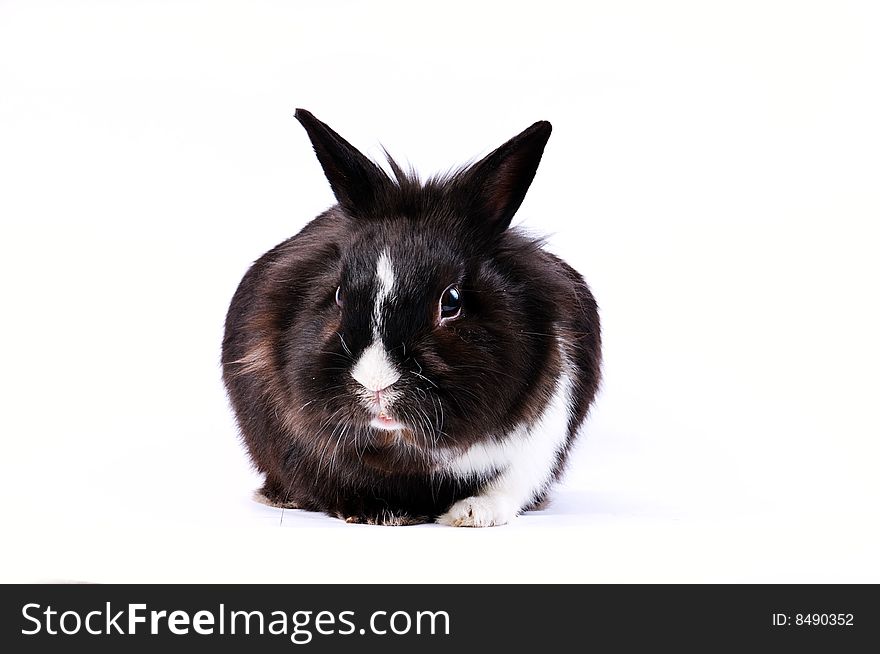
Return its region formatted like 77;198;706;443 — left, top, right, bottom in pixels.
222;110;601;526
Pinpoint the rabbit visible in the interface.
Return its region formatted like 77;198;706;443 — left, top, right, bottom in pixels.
222;109;601;527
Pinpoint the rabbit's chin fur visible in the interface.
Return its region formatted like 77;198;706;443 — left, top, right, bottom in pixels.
222;110;602;526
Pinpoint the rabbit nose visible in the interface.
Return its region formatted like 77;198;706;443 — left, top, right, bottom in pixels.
370;387;392;407
351;341;401;392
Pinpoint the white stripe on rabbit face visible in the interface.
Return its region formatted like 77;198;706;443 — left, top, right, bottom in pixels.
351;250;400;393
374;249;395;333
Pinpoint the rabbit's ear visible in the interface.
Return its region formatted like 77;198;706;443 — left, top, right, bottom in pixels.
456;121;552;238
295;109;391;215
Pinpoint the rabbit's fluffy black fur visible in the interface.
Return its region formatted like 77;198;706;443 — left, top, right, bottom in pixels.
222;110;601;526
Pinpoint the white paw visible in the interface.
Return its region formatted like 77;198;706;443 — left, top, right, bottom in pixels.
437;495;518;527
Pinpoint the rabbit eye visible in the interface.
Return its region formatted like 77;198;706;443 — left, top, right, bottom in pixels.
335;286;343;308
439;285;461;320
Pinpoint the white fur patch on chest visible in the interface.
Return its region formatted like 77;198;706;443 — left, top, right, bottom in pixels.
441;342;574;507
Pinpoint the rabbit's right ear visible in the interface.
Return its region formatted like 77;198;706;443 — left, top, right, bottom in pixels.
295;109;392;215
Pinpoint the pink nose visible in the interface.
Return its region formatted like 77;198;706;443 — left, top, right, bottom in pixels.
370;385;395;405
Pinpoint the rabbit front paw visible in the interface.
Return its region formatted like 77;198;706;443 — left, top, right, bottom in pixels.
437;495;517;527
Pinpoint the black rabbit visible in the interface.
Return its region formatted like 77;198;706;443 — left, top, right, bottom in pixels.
222;110;601;526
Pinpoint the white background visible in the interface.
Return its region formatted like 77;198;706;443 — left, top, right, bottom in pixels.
1;0;878;582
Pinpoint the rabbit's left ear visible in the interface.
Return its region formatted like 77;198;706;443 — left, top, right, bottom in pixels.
295;109;392;216
456;120;552;238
